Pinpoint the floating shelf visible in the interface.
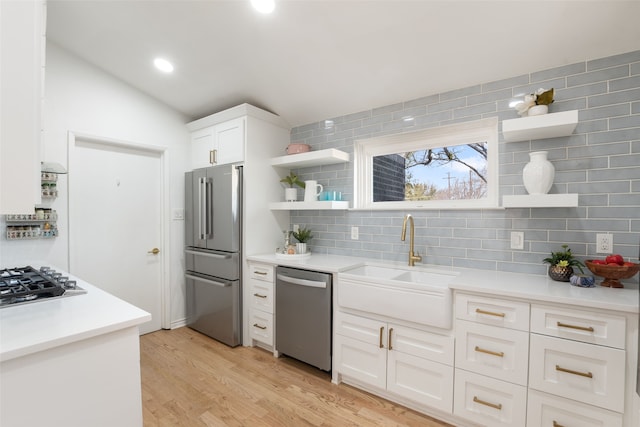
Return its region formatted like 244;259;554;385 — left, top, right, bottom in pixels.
269;201;350;210
502;193;578;208
271;148;349;168
502;110;578;142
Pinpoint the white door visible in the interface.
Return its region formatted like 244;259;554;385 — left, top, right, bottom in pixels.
69;137;164;334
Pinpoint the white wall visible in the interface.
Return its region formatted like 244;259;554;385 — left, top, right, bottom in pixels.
0;42;190;325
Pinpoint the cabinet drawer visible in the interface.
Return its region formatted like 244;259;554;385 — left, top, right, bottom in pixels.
249;310;273;346
527;389;623;427
335;311;383;347
389;324;454;366
455;320;529;386
455;293;529;331
249;279;273;314
249;262;273;282
531;304;626;349
453;369;527;427
529;334;625;413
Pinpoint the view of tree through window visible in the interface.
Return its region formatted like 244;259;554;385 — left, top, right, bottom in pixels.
373;142;488;202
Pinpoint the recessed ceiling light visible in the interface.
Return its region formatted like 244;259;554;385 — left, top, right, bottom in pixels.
153;58;174;73
251;0;275;14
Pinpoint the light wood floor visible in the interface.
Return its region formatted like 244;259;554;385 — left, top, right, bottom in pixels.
140;327;453;427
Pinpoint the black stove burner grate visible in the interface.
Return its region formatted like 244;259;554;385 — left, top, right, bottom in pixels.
0;266;66;306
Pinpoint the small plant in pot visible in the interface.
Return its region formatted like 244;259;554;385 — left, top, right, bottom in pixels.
292;227;313;254
280;172;305;202
542;244;585;282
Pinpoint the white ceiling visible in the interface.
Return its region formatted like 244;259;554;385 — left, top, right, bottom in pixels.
47;0;640;128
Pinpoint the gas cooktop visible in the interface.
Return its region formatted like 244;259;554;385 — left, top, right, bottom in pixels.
0;266;86;308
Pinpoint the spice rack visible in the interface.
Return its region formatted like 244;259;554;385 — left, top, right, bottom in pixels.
41;172;58;198
5;210;58;239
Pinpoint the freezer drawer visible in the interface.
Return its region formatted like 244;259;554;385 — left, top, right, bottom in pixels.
186;273;242;347
185;248;239;280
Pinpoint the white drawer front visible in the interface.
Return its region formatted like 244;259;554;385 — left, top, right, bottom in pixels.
527;389;623;427
249;262;273;282
454;369;527;427
387;350;453;414
249;311;273;346
529;334;625;413
334;311;384;347
455;293;530;331
531;304;626;349
455;320;529;386
334;334;387;390
389;324;454;366
249;280;273;314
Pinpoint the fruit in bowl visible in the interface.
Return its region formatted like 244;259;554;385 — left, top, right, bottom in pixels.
585;256;639;288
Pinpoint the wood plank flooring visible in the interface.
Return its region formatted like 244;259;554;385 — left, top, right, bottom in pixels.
140;327;453;427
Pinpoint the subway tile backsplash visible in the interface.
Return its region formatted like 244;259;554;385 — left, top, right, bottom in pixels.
288;50;640;274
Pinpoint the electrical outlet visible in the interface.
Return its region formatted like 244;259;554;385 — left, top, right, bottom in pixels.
351;226;359;240
596;233;613;254
510;231;524;250
293;224;299;233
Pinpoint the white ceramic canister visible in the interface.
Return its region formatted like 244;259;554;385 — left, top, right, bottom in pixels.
522;151;555;194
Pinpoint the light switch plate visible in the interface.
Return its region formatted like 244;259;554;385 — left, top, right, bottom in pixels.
510;231;524;250
351;226;359;240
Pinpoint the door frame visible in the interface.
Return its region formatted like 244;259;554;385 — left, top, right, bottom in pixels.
67;131;170;330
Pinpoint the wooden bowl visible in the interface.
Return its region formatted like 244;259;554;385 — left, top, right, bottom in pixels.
584;260;640;288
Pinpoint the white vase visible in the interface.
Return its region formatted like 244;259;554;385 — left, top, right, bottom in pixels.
528;104;548;116
522;151;555;195
295;242;307;254
284;188;297;202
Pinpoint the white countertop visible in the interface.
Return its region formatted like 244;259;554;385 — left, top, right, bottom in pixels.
247;253;639;314
0;269;151;362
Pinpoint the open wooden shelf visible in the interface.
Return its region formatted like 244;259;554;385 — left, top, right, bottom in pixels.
269;201;349;210
502;110;578;142
502;193;578;208
271;148;349;168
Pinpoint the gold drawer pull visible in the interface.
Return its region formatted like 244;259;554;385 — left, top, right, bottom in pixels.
379;326;384;349
253;293;267;298
555;365;593;378
474;346;504;358
388;328;394;351
553;421;565;427
253;271;268;276
473;396;502;410
475;308;506;318
253;323;267;330
210;149;217;164
557;321;594;332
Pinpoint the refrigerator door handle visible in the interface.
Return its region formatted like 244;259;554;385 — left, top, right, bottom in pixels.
276;274;327;289
198;177;207;240
186;273;231;288
206;177;213;239
185;249;231;259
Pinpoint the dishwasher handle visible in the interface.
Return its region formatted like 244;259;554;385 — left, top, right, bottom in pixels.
277;274;327;289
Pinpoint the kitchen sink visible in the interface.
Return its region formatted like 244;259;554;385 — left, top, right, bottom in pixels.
338;263;458;329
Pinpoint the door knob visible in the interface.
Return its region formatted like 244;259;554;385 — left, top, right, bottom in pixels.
148;248;160;255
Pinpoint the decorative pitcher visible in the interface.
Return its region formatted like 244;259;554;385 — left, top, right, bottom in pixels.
304;180;323;202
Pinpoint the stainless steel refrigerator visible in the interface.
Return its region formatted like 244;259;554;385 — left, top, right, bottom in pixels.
185;164;242;347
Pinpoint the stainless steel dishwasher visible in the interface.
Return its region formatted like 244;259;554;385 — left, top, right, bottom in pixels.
275;266;332;372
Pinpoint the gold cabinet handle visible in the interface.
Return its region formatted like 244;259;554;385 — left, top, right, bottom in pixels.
388;328;394;351
474;345;504;358
252;323;267;330
379;326;384;349
475;308;505;318
253;271;268;276
553;421;565;427
210;149;217;165
473;396;502;410
555;365;593;378
253;293;267;299
148;248;160;255
557;321;594;332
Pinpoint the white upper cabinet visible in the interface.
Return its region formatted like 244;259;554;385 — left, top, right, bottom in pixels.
0;0;45;213
190;117;245;169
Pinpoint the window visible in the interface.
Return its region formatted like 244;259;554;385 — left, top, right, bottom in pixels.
353;117;499;210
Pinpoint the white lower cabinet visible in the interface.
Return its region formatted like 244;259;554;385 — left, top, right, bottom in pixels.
454;369;527;426
248;262;275;349
334;311;454;413
527;389;623;427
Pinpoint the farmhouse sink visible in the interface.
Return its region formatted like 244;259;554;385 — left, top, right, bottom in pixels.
338;263;458;329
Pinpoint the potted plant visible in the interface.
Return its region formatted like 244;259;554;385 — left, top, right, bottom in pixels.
280;172;305;202
292;227;313;254
542;244;585;282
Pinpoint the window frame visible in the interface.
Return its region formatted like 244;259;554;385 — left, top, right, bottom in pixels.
353;117;499;210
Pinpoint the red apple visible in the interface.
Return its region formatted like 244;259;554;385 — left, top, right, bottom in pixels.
623;262;636;267
605;254;624;265
607;262;621;266
590;259;606;265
